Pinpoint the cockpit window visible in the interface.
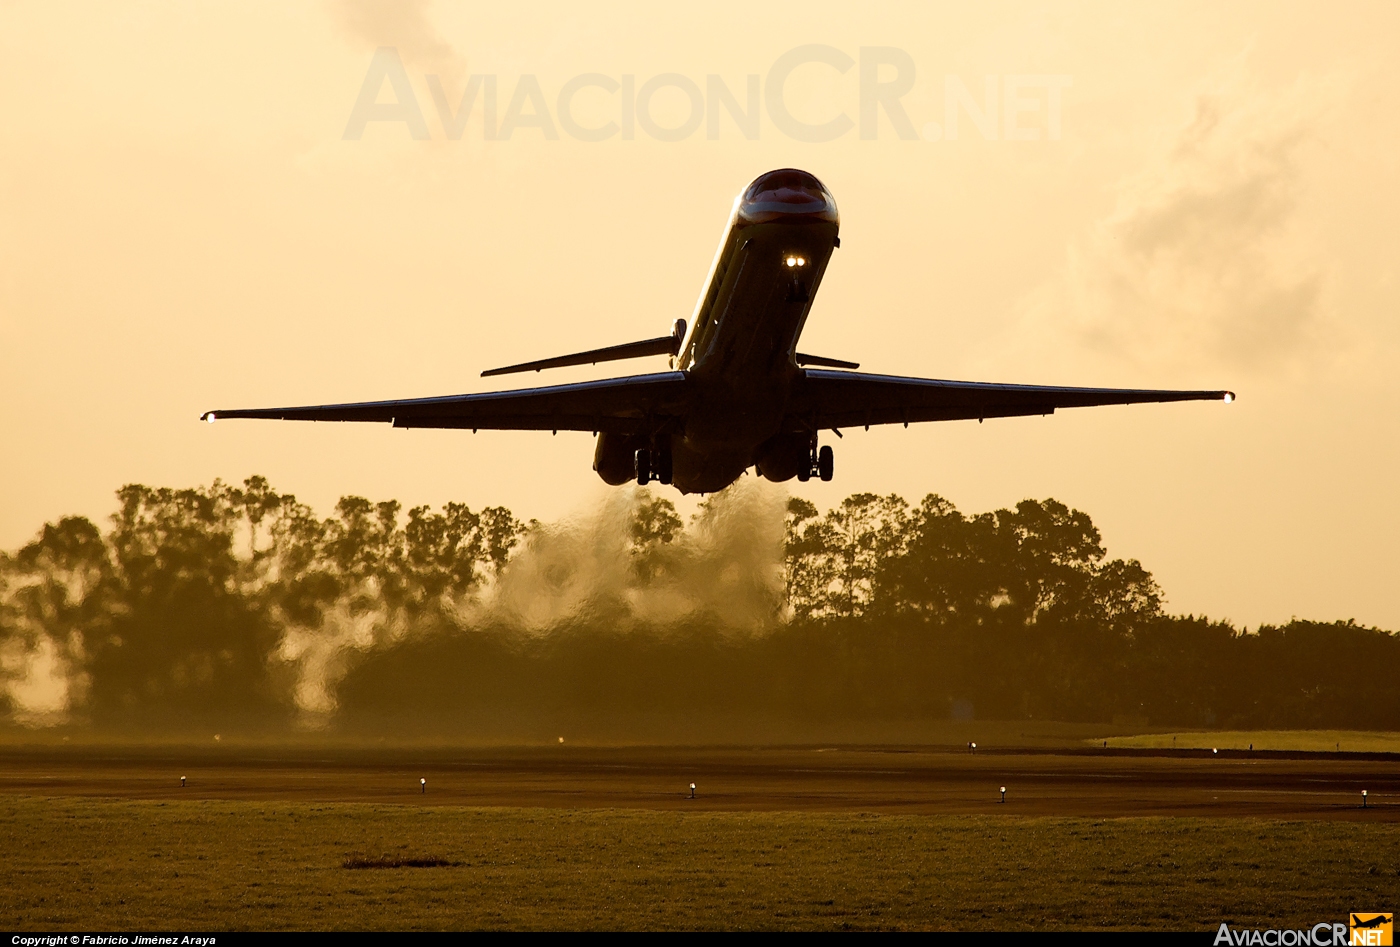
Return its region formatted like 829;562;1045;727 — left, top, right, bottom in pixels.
739;169;838;223
742;169;829;206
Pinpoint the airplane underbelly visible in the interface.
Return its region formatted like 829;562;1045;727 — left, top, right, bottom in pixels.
670;439;750;495
681;375;785;449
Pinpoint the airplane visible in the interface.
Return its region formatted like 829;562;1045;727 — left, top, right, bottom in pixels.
1352;915;1392;930
201;168;1233;494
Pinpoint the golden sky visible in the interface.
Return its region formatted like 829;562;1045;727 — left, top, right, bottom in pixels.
1;1;1397;628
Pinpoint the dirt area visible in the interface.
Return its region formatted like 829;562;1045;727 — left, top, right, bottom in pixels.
2;744;1396;819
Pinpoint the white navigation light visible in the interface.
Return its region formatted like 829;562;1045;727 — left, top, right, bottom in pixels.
1223;392;1235;403
206;413;216;423
786;256;797;267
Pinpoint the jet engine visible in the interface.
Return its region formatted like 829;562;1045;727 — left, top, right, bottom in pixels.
754;431;814;482
593;432;645;485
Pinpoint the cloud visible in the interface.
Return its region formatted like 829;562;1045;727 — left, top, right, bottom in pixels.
329;0;462;79
0;632;84;727
273;479;788;723
1018;69;1337;373
471;479;787;633
277;599;397;721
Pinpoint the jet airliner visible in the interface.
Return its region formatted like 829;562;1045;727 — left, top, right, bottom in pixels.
202;168;1233;494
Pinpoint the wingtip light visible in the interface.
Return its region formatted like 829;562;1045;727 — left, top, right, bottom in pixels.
1223;392;1235;404
204;413;216;423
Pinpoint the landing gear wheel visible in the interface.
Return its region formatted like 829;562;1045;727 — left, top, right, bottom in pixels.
817;445;834;482
655;448;673;485
796;461;811;482
635;448;651;485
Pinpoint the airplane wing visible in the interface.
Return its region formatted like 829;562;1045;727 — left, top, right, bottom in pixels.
789;369;1233;429
201;371;688;435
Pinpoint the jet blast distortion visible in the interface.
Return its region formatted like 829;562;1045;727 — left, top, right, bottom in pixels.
202;169;1233;494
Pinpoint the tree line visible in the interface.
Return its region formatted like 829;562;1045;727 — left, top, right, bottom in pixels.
1;476;1395;735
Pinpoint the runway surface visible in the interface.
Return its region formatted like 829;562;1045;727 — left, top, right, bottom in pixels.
2;744;1397;819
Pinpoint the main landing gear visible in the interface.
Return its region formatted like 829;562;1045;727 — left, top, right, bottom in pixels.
795;443;834;483
635;446;673;485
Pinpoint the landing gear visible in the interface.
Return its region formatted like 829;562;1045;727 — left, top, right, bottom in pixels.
635;446;673;485
795;442;834;482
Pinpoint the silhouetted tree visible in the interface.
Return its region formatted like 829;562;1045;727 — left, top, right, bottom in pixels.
1;477;1396;734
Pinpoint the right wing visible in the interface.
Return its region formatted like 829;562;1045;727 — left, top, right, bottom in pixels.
789;369;1233;429
201;371;688;434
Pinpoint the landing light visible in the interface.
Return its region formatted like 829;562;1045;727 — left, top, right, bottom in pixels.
786;256;797;267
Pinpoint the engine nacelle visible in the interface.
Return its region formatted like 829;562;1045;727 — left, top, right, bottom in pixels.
593;432;645;485
754;431;813;482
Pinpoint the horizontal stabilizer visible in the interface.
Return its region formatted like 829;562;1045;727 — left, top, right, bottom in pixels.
795;352;860;369
482;335;679;377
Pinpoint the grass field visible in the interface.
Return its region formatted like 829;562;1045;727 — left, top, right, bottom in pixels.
1101;731;1400;754
3;797;1398;931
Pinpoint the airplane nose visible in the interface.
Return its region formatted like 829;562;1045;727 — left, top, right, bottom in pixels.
738;168;839;224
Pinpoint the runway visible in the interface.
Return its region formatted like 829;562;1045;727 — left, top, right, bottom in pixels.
2;744;1396;819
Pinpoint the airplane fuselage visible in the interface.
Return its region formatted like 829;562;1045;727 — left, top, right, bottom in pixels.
596;169;841;493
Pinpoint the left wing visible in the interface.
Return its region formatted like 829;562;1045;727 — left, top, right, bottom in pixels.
788;369;1233;429
201;371;688;434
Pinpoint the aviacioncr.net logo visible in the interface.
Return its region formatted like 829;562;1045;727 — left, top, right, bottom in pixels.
1214;916;1393;946
1350;914;1393;946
